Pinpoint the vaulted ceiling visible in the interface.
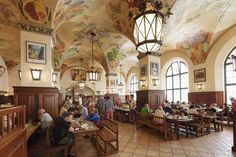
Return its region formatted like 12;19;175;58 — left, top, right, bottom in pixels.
0;0;236;75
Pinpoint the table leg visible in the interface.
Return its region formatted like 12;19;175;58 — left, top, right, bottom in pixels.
75;136;78;157
96;132;99;157
175;122;179;140
185;122;189;137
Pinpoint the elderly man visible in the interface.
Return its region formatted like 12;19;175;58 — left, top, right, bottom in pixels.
38;108;53;123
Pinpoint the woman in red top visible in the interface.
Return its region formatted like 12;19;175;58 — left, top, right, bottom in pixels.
230;97;236;112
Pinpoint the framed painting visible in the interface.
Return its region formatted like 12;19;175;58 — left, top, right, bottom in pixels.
71;69;87;81
150;62;159;76
194;68;206;83
26;41;46;64
140;64;147;77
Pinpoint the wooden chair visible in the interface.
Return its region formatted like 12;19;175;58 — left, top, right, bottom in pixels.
152;116;172;140
28;122;68;157
98;118;119;156
188;114;210;137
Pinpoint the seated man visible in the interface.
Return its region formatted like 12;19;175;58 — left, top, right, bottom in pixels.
88;108;101;128
53;112;75;157
141;104;150;114
80;105;89;119
162;103;173;114
154;106;166;117
59;101;71;117
188;105;199;114
38;108;53;129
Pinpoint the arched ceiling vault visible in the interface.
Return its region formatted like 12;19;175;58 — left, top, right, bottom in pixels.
1;0;236;73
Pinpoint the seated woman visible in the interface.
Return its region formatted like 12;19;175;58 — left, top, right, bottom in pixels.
141;104;150;114
88;108;101;128
59;101;71;117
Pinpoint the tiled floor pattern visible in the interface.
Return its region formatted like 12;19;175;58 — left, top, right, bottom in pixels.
78;122;236;157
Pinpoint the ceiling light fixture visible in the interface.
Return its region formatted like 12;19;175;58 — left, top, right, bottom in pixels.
88;32;98;82
133;1;172;54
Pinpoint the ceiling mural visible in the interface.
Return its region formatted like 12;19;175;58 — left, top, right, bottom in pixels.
0;0;20;70
163;0;236;64
17;0;57;25
2;0;236;73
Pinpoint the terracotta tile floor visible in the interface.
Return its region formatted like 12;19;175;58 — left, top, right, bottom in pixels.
77;122;236;157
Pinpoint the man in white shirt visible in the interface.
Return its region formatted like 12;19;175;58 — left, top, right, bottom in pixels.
154;106;166;117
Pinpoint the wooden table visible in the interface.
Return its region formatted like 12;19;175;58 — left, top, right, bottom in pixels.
26;123;40;140
166;115;193;140
73;120;100;157
114;107;130;123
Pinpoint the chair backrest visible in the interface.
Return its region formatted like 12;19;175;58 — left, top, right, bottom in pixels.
101;118;118;138
191;114;204;124
152;116;166;126
136;112;152;121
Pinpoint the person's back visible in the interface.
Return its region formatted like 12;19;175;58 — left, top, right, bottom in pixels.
163;106;173;114
38;109;53;123
154;109;165;117
105;99;113;112
81;106;88;119
105;97;114;119
141;104;150;114
97;96;106;111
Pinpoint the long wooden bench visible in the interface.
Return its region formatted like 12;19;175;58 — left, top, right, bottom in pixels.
136;112;172;140
28;122;68;157
98;118;119;156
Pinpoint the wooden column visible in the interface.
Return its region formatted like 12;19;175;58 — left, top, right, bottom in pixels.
136;90;165;111
233;113;236;152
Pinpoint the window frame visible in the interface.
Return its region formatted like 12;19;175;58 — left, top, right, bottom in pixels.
165;61;188;102
130;75;138;99
224;47;236;103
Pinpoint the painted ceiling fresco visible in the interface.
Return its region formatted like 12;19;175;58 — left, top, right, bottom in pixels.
1;0;236;73
0;0;20;70
163;0;236;64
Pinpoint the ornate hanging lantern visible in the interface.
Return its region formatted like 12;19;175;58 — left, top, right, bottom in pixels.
88;32;98;82
133;1;172;53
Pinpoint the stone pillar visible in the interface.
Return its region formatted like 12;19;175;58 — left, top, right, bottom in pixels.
19;23;54;87
136;53;165;111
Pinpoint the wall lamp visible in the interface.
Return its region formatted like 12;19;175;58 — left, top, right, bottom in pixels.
30;69;42;80
152;79;159;86
197;84;203;90
18;70;22;80
52;72;58;83
140;79;146;87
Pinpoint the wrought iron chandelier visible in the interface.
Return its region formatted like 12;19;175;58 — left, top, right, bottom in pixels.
133;0;172;53
88;32;98;82
78;59;85;89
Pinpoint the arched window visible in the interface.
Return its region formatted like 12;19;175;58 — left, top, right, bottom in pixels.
130;75;138;100
166;61;188;102
224;48;236;103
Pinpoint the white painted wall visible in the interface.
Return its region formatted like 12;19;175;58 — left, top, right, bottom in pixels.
61;67;107;95
20;31;53;87
8;64;21;94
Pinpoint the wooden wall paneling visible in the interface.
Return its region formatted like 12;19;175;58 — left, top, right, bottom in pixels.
188;91;224;106
0;129;27;157
136;90;165;111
